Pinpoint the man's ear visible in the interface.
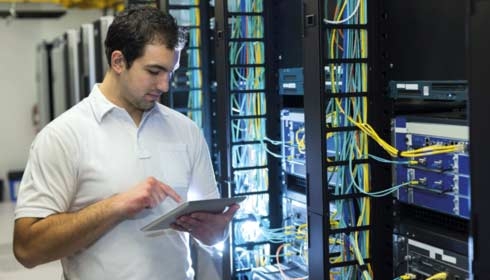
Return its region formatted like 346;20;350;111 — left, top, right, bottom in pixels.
110;50;126;74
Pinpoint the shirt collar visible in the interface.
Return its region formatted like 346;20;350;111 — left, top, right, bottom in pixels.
89;85;115;123
150;101;170;118
88;84;169;123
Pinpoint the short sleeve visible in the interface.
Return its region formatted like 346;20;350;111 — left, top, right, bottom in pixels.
15;125;79;219
187;127;219;201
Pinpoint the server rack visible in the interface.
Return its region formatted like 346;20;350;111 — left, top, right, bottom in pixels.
65;29;81;106
241;0;488;278
35;41;54;129
39;17;111;122
214;0;282;278
378;1;473;279
160;0;213;144
93;16;114;83
79;23;96;98
50;36;70;118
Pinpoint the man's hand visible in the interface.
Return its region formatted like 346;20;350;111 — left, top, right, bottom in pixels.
171;203;240;245
13;176;182;268
113;176;182;218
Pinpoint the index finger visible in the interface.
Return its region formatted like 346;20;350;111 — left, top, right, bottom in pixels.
158;182;182;203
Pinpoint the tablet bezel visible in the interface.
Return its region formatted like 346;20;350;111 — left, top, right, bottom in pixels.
141;196;246;232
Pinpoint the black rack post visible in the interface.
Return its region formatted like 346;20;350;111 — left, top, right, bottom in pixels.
215;1;280;278
302;0;329;279
469;0;490;277
214;0;233;277
264;0;283;247
369;0;395;277
303;0;374;278
198;0;212;145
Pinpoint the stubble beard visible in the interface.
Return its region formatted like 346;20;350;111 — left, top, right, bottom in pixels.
135;99;156;111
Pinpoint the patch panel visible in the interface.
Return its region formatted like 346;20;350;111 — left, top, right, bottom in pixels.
393;234;469;279
234;244;271;272
393;116;470;219
408;153;469;175
278;66;343;95
283;197;307;226
233;168;269;194
282;196;308;265
280;109;337;179
396;175;470;219
280;109;307;178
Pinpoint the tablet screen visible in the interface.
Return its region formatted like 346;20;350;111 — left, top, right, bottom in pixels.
141;196;246;232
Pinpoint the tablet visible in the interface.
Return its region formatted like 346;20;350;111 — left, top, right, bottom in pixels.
141;196;246;232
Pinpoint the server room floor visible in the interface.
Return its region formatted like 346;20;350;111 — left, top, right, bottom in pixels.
0;201;61;280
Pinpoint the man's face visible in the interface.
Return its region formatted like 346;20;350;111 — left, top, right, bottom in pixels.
119;44;178;112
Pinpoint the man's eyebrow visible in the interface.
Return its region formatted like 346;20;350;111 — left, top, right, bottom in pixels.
145;64;170;71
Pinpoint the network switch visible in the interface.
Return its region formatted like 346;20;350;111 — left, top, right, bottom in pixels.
393;116;470;219
389;80;468;101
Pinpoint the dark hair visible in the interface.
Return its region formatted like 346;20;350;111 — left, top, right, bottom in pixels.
104;6;179;69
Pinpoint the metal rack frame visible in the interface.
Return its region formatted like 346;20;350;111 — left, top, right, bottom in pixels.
469;1;490;277
302;0;378;278
214;1;282;278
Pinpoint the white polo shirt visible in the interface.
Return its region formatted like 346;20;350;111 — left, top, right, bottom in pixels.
15;85;219;280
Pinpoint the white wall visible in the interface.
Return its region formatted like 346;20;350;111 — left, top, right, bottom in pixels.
0;9;103;200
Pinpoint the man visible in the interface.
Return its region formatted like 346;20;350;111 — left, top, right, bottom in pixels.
13;6;239;279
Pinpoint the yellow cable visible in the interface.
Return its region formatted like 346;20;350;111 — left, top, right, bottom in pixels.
295;127;306;153
399;273;417;280
334;98;464;158
426;272;448;280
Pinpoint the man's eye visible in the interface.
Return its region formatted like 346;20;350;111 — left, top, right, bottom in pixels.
148;70;159;75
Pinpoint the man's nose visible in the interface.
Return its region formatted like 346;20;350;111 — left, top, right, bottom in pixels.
156;72;171;92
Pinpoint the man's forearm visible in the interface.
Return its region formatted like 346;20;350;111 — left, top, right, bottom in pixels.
14;176;181;268
14;195;125;268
